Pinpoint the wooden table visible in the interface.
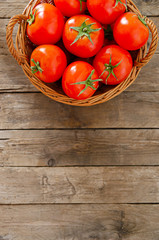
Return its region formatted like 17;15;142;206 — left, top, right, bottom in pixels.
1;0;159;239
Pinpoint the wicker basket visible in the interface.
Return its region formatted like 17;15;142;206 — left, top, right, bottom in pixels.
6;0;158;106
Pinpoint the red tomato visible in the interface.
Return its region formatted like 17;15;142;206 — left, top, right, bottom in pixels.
54;0;86;17
27;3;64;45
63;15;104;58
113;12;149;50
87;0;126;24
62;61;102;99
30;45;67;83
93;45;133;85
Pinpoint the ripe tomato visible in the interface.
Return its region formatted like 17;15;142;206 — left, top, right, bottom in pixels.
87;0;126;25
54;0;86;17
93;45;133;85
30;45;67;83
113;12;149;50
63;15;104;58
27;3;64;45
62;61;102;99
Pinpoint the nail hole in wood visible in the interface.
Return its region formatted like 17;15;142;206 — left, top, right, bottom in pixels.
48;158;55;167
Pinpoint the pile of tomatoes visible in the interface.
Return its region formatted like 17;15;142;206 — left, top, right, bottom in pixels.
27;0;149;100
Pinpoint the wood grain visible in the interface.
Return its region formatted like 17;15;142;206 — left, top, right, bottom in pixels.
133;0;159;16
0;55;36;92
0;204;159;240
0;167;159;204
1;129;159;167
0;0;158;17
1;0;159;239
0;0;28;18
1;92;159;129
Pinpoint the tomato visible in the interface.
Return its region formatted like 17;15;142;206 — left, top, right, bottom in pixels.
62;61;102;99
87;0;126;25
27;3;64;45
113;12;149;50
93;45;133;85
54;0;86;17
63;15;104;58
30;45;67;83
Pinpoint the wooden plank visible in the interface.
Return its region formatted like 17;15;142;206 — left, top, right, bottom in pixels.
0;18;37;92
0;0;158;17
133;0;159;16
129;53;159;92
1;17;159;92
0;0;28;18
1;92;159;129
0;55;36;92
0;204;159;240
0;167;159;203
1;129;159;167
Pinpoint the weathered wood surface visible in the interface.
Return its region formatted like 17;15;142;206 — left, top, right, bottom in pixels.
1;129;159;167
1;92;159;129
1;17;159;92
1;1;159;238
133;0;159;16
0;0;158;17
0;167;159;204
0;204;159;240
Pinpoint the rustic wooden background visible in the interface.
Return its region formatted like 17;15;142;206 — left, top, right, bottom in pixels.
0;0;159;239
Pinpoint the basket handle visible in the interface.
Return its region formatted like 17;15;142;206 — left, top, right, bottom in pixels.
134;17;158;68
6;14;28;65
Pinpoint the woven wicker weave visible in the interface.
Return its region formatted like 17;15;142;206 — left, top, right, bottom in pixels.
6;0;158;106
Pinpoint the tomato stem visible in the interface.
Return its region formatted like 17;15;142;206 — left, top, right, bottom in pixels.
113;0;127;11
27;8;37;26
138;15;148;27
70;19;101;46
31;59;43;74
100;55;122;85
78;0;86;11
71;69;102;96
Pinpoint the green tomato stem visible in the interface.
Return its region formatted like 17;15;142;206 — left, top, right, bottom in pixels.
113;0;127;11
27;8;37;26
138;15;148;27
70;18;101;46
100;55;122;85
71;69;102;96
31;59;43;74
78;0;86;11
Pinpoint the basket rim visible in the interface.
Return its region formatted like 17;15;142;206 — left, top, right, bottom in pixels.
6;0;158;106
